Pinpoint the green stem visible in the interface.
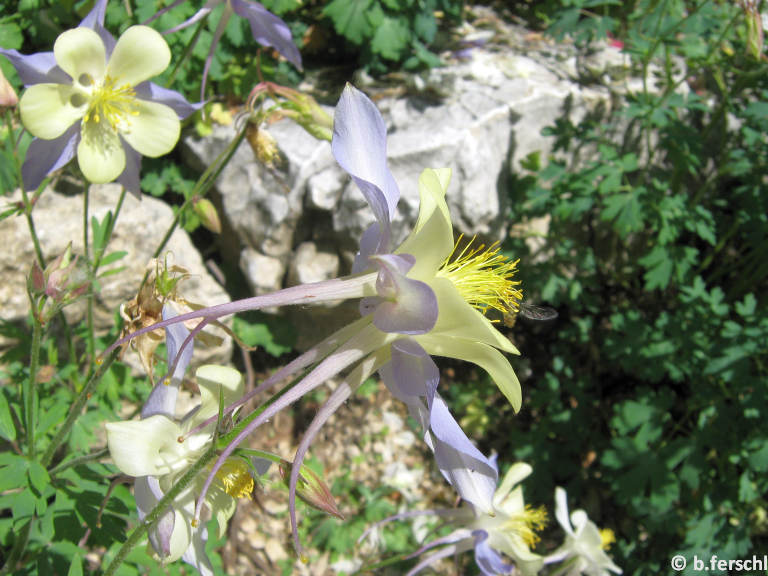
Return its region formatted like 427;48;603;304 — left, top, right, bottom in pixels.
83;184;96;377
23;320;42;459
41;350;118;468
49;447;109;478
165;18;207;89
5;109;45;266
0;520;31;576
93;186;127;272
145;125;248;284
101;446;217;576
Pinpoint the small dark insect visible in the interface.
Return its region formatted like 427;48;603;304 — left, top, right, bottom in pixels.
503;301;558;327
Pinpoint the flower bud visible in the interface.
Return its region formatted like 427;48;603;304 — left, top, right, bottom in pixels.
0;67;18;108
193;198;221;234
279;460;344;519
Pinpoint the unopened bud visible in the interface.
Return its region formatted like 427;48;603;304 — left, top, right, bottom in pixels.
0;68;18;108
29;261;45;293
279;460;344;519
193;198;221;234
746;8;764;60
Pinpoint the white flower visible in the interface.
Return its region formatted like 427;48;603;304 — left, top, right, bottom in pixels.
546;487;622;576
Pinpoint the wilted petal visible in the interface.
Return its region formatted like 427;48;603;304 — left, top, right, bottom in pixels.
53;27;107;82
332;84;399;241
21;126;79;190
106;415;183;476
121;99;180;157
19;83;85;139
134;82;202;119
473;530;514;576
106;26;171;86
371;254;437;335
77;122;126;183
429;395;498;513
230;0;302;69
0;49;69;85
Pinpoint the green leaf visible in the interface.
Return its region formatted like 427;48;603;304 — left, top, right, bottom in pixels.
322;0;373;45
28;460;50;494
370;17;410;60
0;391;16;442
232;316;292;357
98;251;127;268
67;554;83;576
639;245;673;290
0;22;23;50
0;453;28;492
600;190;643;237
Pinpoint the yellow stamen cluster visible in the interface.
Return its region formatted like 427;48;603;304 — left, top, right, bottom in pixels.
600;528;616;550
214;458;254;499
83;75;138;130
506;504;548;548
437;235;523;316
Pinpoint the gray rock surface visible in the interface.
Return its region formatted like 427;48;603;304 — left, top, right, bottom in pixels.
1;184;233;368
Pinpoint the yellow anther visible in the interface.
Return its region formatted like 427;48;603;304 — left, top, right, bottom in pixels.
437;235;522;316
214;458;254;499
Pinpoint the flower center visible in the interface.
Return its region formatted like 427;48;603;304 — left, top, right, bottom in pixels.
436;236;523;317
83;75;138;130
505;504;548;548
600;528;616;550
214;458;254;499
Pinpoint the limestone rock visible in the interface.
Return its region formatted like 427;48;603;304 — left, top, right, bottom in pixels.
1;184;232;369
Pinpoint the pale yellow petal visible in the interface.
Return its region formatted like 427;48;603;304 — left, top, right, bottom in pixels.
194;365;245;425
105;415;184;477
77;121;126;183
54;27;106;84
396;168;454;278
19;84;85;139
416;334;522;411
495;462;533;505
429;278;520;354
120;99;180;157
107;25;171;86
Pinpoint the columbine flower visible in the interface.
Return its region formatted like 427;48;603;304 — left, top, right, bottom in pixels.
368;461;546;576
0;0;197;193
544;488;622;576
106;308;252;575
103;84;523;550
148;0;302;99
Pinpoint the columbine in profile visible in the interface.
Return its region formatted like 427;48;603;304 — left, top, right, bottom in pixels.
544;488;622;576
369;461;546;576
106;308;253;575
148;0;302;99
104;84;523;550
0;0;196;192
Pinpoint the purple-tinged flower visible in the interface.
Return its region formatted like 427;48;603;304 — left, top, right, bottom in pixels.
363;461;546;576
102;84;524;553
0;0;198;193
148;0;302;100
106;306;251;576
